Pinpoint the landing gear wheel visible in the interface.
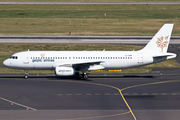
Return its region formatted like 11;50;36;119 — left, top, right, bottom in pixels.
82;73;88;80
24;70;29;79
25;75;28;79
83;74;88;80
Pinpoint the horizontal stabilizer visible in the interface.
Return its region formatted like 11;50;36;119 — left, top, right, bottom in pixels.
153;53;176;60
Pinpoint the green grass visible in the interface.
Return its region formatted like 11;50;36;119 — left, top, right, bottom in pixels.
0;4;180;35
0;4;179;19
0;43;179;74
87;68;151;74
0;68;54;74
0;68;151;74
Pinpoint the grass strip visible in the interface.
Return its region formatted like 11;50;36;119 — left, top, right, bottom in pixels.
0;4;179;36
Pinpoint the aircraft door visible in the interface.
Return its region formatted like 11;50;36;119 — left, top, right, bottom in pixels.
23;52;29;64
138;53;143;63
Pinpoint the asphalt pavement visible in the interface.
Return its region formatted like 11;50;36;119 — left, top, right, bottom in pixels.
0;72;180;120
0;36;180;44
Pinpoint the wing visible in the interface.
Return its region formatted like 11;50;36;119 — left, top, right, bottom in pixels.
52;61;105;71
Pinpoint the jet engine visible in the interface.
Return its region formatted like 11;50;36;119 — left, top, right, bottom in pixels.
55;67;75;76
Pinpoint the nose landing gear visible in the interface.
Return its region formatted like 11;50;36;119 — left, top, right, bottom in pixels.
24;70;29;79
82;73;88;80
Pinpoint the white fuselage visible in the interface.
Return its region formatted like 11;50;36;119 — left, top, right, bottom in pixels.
3;50;156;70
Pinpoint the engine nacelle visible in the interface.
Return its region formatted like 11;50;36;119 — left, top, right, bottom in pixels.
55;67;75;76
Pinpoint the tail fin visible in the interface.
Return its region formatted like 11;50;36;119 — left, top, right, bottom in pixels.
140;24;174;53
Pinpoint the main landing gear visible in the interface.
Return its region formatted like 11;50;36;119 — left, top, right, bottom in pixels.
24;70;29;79
82;73;88;80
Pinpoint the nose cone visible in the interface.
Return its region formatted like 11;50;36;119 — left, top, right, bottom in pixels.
3;59;8;67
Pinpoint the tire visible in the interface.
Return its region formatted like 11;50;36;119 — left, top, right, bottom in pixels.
83;74;88;80
25;75;28;79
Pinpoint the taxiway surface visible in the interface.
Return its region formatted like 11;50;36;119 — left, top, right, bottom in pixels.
0;36;180;44
0;71;180;120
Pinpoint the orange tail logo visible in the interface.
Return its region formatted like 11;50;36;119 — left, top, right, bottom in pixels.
156;35;169;52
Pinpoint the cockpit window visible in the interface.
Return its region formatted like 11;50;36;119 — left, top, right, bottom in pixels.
10;56;18;59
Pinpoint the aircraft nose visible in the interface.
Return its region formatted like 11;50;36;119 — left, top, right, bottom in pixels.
3;59;8;67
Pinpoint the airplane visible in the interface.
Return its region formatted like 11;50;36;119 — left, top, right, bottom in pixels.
3;24;176;80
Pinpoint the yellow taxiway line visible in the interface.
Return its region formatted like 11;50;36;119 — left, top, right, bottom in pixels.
56;80;137;120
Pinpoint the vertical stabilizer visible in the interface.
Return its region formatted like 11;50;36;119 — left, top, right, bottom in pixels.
140;24;174;53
